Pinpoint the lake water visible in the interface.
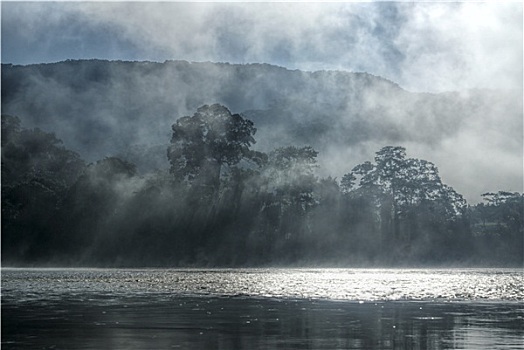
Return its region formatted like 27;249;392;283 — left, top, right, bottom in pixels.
2;268;523;349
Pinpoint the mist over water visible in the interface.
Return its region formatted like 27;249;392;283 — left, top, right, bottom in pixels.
2;3;523;349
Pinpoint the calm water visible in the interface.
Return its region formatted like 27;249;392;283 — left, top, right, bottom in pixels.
2;268;523;349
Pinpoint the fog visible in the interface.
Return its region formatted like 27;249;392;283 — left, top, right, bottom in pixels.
2;2;522;203
1;2;522;266
3;61;521;203
3;2;522;92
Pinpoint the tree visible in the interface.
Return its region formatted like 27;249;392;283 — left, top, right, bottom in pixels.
167;104;259;198
308;177;347;261
1;114;21;147
1;115;87;263
166;104;263;262
344;146;468;261
258;146;319;261
1;115;85;187
472;191;523;263
57;157;140;262
264;146;318;209
340;172;356;194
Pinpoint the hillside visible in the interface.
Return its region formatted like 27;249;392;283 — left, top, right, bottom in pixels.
2;60;522;201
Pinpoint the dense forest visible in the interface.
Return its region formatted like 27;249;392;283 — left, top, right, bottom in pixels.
2;107;522;267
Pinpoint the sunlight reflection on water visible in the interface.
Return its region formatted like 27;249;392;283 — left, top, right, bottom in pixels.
2;268;523;350
2;268;522;302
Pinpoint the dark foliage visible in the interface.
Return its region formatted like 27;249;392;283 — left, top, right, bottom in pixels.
1;111;522;267
1;115;85;263
469;191;523;265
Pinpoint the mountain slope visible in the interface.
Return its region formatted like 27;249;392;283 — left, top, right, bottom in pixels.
2;60;522;201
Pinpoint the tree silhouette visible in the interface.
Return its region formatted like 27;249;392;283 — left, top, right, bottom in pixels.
167;104;258;198
346;146;468;261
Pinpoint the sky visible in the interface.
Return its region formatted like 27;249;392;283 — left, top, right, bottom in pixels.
1;1;523;202
2;1;522;93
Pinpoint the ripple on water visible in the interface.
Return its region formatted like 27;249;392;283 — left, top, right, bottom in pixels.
1;268;523;303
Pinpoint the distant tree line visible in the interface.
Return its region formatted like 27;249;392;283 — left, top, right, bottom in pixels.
2;106;522;266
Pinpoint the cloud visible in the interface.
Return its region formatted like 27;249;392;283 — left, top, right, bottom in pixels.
3;2;522;92
393;2;523;91
1;2;140;62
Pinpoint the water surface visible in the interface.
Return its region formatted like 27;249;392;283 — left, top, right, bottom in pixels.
2;268;523;349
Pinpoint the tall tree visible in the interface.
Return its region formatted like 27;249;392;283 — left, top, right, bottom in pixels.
167;104;259;198
345;146;468;261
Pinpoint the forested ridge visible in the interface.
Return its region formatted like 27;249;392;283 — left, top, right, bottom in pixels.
2;107;522;267
2;60;522;205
